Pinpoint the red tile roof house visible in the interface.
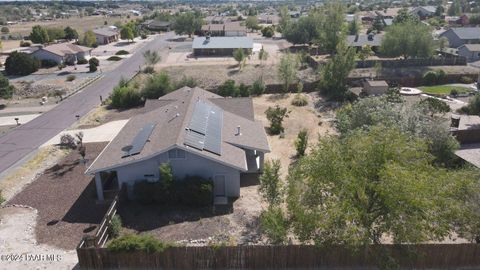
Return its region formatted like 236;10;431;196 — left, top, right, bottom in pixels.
30;43;92;65
86;87;270;204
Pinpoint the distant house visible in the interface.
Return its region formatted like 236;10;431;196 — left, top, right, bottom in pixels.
363;80;389;95
192;36;253;56
439;27;480;48
452;115;480;168
93;27;119;45
445;15;469;26
258;14;280;25
409;6;436;19
200;22;247;37
142;20;171;31
86;87;270;201
458;44;480;61
346;33;384;51
30;43;91;65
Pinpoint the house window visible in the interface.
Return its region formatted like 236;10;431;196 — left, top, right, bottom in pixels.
168;149;186;159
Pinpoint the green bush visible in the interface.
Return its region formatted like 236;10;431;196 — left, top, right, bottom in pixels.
217;80;239;97
108;214;122;238
423;71;438;86
110;86;143;109
141;72;172;99
89;57;99;67
107;234;173;253
265;105;289;135
238;83;250;97
459;94;480;115
294;129;309;157
450;89;459;97
180;176;213;207
436;69;446;84
20;40;31;47
260;207;288;244
459;76;474;84
115;50;129;55
291;94;308;106
261;26;274;37
174;76;197;89
77;58;88;64
251;78;265;96
5;51;39;76
107;56;122;61
66;75;76;82
143;66;155;74
89;62;97;72
0;73;15;99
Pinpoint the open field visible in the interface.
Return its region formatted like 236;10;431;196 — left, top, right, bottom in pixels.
419;85;473;95
6;15;129;36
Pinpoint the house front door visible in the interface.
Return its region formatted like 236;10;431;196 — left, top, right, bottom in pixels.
214;175;226;197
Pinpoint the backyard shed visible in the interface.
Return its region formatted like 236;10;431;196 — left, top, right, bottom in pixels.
363;80;389;95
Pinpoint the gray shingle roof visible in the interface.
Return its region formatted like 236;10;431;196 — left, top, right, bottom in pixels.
448;27;480;40
34;43;91;57
86;87;269;174
93;27;118;37
346;34;384;47
192;37;253;50
461;44;480;51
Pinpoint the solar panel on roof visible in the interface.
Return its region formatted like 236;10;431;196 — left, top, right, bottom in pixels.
204;107;223;155
189;102;209;135
184;130;205;150
122;123;155;158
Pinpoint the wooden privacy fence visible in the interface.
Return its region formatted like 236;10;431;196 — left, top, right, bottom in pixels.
77;244;480;269
78;185;126;249
307;56;467;69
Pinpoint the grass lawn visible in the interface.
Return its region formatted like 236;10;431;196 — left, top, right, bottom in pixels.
418;85;472;95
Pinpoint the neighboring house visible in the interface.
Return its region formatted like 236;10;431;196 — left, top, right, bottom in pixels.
205;15;230;24
439;27;480;48
458;44;480;61
200;22;247;37
30;43;91;65
93;27;119;45
363;80;389;95
142;20;171;31
445;15;469;26
86;87;270;202
452;115;480;168
258;14;280;25
409;6;436;18
346;33;384;51
192;36;253;56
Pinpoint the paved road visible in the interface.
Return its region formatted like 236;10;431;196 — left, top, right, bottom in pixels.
0;32;175;176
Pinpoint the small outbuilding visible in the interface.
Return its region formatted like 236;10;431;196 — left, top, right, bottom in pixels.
363;80;389;95
192;36;253;56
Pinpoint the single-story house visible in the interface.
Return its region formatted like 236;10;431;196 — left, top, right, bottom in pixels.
30;43;92;65
445;15;469;26
192;36;253;56
86;87;270;202
409;6;436;19
93;27;119;45
439;27;480;48
363;80;389;95
200;22;247;37
457;44;480;61
347;34;384;51
258;14;280;25
452;115;480;168
142;20;171;31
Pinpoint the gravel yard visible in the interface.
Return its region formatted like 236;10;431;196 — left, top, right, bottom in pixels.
7;142;110;250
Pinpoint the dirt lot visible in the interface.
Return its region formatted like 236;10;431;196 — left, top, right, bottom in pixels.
7;15;129;36
162;64;317;90
7;143;110;250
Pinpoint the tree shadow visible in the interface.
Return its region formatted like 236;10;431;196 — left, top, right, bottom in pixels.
240;173;260;187
266;93;288;102
45;160;80;178
227;69;239;76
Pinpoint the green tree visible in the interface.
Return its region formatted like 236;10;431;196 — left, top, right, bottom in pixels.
287;126;479;253
438;37;449;53
460;94;480;115
448;0;461;16
371;16;385;31
419;97;451;117
318;41;356;100
217;79;238;97
120;26;134;42
260;206;288;244
1;26;9;34
0;73;15;99
258;159;282;205
261;26;274;38
278;53;299;92
141;72;172;99
233;48;247;71
357;45;373;62
46;27;65;42
278;6;291;33
435;5;445;16
251;77;266;96
82;30;96;47
294;129;308;157
64;26;78;40
173;12;202;37
159;163;174;189
110;85;143;109
320;1;346;54
265;105;289;135
258;47;269;66
245;16;259;32
380;20;434;59
30;25;49;44
393;7;420;24
348;19;360;35
5;51;39;76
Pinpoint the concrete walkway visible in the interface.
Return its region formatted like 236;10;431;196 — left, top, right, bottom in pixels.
0;114;41;126
42;120;129;147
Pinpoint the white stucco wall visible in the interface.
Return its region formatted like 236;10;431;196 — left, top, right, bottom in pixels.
114;147;241;198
